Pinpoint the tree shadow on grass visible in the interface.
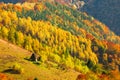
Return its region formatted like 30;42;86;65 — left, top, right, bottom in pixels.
24;57;40;65
24;57;30;61
2;69;20;74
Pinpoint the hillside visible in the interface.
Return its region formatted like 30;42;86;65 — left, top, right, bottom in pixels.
0;39;79;80
0;1;120;80
82;0;120;35
1;0;120;35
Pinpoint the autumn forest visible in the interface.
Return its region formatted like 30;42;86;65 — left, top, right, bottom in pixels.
0;0;120;80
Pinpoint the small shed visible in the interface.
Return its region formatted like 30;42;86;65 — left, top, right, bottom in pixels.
30;53;40;62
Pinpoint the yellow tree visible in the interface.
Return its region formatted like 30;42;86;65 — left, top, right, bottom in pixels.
32;38;40;53
8;28;16;44
15;31;24;46
0;27;9;40
24;35;33;51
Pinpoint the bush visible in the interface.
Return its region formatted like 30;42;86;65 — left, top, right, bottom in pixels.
74;65;89;74
0;73;13;80
87;73;99;80
46;61;58;68
74;58;89;74
64;55;74;69
12;63;24;74
92;64;103;74
48;53;61;63
34;77;38;80
40;54;48;63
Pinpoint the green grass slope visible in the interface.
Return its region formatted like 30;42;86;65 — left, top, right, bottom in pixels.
0;39;79;80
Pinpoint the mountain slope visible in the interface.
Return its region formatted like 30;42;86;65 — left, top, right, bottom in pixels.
82;0;120;35
1;0;120;35
0;39;79;80
0;0;120;35
0;1;120;80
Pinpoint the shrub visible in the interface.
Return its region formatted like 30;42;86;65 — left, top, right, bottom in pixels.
64;55;74;69
87;73;99;80
48;53;61;63
74;58;89;74
92;64;103;74
12;63;24;74
34;77;38;80
46;61;58;68
74;65;89;74
40;55;47;63
0;73;13;80
76;74;87;80
0;73;8;80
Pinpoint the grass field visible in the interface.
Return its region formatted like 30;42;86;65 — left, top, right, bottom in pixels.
0;39;79;80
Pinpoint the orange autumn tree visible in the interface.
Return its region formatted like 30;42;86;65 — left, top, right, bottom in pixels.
106;42;120;54
22;0;38;3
